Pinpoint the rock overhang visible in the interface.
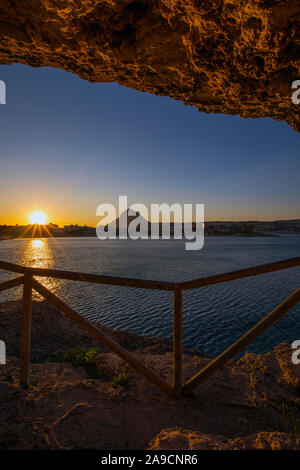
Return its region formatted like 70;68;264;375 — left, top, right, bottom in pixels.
0;0;299;131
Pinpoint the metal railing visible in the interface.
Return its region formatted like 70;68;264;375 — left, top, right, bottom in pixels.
0;256;300;398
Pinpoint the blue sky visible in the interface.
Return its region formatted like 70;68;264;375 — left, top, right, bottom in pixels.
0;64;299;225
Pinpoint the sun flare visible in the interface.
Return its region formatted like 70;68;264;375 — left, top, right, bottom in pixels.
29;211;48;225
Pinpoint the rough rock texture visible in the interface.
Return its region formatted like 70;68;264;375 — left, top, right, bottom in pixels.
149;429;300;450
0;1;299;131
0;300;300;450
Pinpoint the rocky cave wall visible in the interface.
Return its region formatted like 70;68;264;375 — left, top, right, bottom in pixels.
0;0;299;131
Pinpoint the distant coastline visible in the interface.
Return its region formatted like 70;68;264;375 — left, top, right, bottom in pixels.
1;218;300;241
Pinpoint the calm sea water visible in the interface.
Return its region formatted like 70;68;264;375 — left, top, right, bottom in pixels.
0;236;299;356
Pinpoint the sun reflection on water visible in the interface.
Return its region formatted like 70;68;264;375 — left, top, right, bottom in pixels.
31;239;44;249
21;238;60;297
21;238;53;269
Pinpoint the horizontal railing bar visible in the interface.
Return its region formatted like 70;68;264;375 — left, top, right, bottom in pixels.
0;260;174;291
178;256;300;290
0;260;25;275
1;257;300;292
182;286;300;396
31;278;174;396
0;276;24;293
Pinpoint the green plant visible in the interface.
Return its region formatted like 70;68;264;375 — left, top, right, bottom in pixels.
110;373;128;389
61;347;99;377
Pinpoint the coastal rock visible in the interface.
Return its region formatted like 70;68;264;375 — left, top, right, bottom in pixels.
148;428;300;450
0;301;299;450
0;1;299;131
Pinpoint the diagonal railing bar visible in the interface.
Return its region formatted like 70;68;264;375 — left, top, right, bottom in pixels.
31;278;173;396
0;276;24;293
183;287;300;396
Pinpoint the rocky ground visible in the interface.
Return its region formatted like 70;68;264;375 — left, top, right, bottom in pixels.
0;300;299;450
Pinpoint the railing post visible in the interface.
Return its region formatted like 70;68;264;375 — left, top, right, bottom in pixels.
20;273;32;387
173;287;183;398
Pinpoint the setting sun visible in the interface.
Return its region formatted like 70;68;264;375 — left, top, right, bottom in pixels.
29;211;48;225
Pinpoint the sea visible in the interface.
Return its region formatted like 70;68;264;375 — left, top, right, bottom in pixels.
0;235;299;356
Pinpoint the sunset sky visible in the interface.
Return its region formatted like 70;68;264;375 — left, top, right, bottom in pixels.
0;64;299;226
